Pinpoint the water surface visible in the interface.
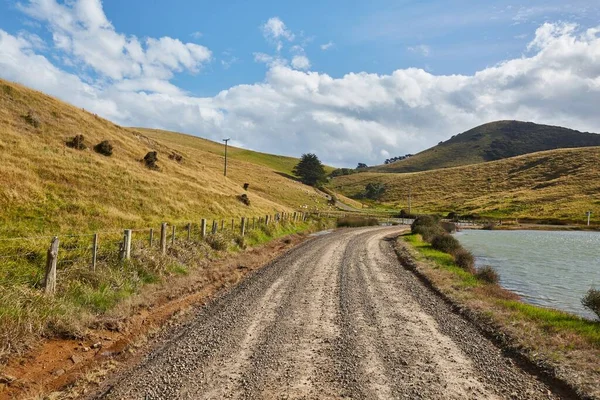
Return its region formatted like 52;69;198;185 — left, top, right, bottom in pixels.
455;230;600;319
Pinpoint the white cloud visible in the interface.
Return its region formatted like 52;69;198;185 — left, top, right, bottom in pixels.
291;55;311;70
2;16;600;168
408;44;431;56
320;41;334;51
190;31;203;39
261;17;294;41
17;0;211;84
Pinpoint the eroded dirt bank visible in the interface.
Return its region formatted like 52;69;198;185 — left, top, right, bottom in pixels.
91;226;564;399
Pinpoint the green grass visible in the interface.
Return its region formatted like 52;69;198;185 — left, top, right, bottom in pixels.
330;146;600;223
497;300;600;346
404;234;479;287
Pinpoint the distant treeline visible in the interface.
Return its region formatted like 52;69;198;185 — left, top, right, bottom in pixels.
384;154;413;164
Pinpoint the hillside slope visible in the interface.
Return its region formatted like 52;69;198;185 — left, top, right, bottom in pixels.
0;79;330;237
331;147;600;222
374;121;600;173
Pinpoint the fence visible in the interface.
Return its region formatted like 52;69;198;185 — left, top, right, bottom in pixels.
0;211;315;296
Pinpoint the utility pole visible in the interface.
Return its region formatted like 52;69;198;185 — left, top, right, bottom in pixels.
222;138;230;177
587;211;592;226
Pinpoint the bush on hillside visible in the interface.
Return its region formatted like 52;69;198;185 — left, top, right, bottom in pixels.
243;183;250;191
582;289;600;320
411;215;439;231
66;134;87;150
430;234;462;255
94;140;113;156
23;109;41;128
144;151;159;170
337;216;379;228
412;225;444;242
238;194;251;206
454;249;475;272
476;266;500;284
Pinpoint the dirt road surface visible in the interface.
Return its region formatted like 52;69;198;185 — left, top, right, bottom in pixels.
94;226;562;400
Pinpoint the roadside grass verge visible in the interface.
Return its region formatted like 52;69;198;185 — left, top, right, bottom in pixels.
400;232;600;397
0;217;334;364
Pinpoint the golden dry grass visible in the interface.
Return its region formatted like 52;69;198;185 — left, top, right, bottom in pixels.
0;79;332;238
330;147;600;223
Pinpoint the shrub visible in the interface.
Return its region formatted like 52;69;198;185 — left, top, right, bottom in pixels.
243;183;250;191
94;140;113;156
337;216;379;228
476;266;500;284
482;223;496;230
234;235;246;249
168;153;183;163
205;233;228;251
412;225;444;242
66;134;87;150
454;249;475;272
440;221;457;233
582;289;600;320
364;182;386;200
430;234;462;255
144;151;159;170
411;215;439;232
328;195;337;206
238;194;251;206
23;110;41;128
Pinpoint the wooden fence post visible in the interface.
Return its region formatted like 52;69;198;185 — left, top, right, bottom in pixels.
44;237;59;295
221;220;225;231
213;220;218;234
241;217;246;236
171;225;176;246
91;233;98;271
265;215;270;226
187;223;192;241
201;219;207;238
231;218;235;231
160;223;167;255
149;228;154;247
120;229;132;260
252;217;256;230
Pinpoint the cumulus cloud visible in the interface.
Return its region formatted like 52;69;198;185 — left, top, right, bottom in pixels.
261;17;294;52
291;55;311;70
17;0;211;84
1;10;600;168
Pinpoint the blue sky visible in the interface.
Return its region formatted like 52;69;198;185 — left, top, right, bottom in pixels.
1;0;600;166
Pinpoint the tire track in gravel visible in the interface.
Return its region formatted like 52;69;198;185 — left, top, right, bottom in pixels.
94;226;566;400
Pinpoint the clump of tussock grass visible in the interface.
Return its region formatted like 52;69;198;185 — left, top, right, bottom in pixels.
336;216;379;228
23;109;41;128
168;153;183;163
94;140;113;156
205;233;229;251
476;265;500;284
143;151;160;170
66;134;87;150
582;289;600;320
238;194;251;206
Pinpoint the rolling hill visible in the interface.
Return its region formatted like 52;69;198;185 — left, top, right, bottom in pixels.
374;121;600;173
0;79;334;238
330;146;600;223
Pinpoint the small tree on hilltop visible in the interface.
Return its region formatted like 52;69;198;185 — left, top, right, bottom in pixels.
293;153;326;186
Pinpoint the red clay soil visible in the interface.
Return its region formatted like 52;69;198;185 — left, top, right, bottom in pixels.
0;234;311;399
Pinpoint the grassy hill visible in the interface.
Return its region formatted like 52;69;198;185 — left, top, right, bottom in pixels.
330;147;600;223
374;121;600;173
0;79;334;238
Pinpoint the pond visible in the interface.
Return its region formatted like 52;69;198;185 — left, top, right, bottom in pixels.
455;230;600;319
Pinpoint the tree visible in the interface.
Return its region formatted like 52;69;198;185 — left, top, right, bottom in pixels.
357;163;368;169
293;153;326;186
365;182;386;200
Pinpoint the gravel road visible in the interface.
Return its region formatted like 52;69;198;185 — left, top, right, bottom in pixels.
95;226;563;400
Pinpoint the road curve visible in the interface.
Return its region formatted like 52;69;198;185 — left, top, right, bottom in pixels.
95;226;560;400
